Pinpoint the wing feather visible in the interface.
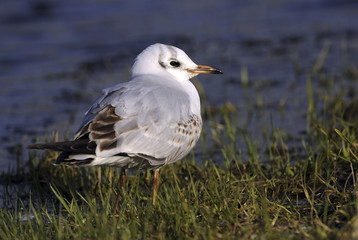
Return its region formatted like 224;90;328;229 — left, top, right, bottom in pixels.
52;76;202;168
83;77;201;166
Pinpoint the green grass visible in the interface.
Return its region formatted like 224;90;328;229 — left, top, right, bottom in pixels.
1;66;358;239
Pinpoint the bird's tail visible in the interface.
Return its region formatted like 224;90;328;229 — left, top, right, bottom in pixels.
28;142;70;152
28;139;95;153
28;140;97;166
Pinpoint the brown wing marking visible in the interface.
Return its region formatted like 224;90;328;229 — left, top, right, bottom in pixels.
88;106;122;152
175;115;202;139
169;115;202;161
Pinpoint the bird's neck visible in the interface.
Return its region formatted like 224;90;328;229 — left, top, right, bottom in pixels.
181;80;201;116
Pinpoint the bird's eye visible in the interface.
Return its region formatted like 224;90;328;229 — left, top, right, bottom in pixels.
170;60;180;67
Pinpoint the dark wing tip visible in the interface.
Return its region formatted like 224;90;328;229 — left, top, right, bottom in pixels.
27;143;47;149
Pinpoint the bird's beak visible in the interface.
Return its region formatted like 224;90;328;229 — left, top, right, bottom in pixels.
187;65;223;74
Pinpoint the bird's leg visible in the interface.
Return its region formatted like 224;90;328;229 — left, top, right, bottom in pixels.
114;168;126;212
119;168;126;189
152;170;160;206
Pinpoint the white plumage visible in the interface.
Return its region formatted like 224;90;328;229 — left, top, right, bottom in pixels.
29;43;222;205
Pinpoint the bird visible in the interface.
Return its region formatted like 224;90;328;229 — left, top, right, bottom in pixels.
29;43;222;206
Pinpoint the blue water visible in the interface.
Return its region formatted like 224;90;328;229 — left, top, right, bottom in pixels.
1;0;358;170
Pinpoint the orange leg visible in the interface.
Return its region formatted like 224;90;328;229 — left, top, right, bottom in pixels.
153;170;160;206
119;168;126;189
114;169;126;212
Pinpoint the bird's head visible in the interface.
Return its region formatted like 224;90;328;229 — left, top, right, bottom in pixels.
131;43;222;82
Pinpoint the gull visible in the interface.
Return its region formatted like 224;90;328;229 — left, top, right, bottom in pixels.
29;43;222;206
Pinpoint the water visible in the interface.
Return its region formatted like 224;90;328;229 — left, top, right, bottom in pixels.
1;0;358;170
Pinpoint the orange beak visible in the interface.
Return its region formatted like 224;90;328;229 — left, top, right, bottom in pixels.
187;65;223;74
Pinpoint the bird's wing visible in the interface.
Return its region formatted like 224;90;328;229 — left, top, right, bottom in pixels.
75;77;202;165
74;83;128;139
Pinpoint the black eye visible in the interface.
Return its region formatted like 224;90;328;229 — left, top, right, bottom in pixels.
170;60;180;67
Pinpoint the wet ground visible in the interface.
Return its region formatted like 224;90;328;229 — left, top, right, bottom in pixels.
1;0;358;170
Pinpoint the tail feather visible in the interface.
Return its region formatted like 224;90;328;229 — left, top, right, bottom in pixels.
55;152;95;166
28;139;165;169
28;139;97;166
28;139;96;154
